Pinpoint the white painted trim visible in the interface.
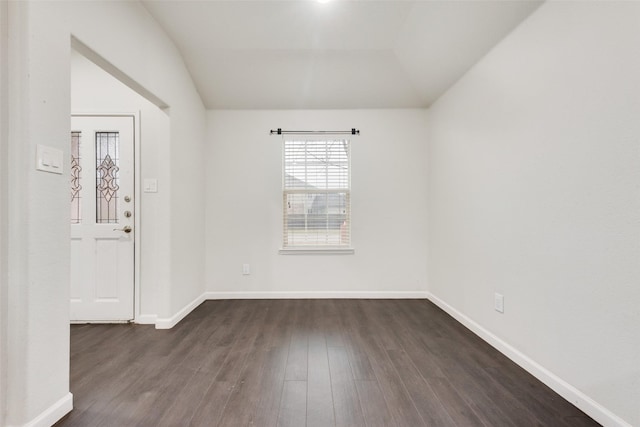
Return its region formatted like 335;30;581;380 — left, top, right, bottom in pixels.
9;392;73;427
426;292;632;427
0;3;8;424
204;291;429;300
154;293;206;329
70;320;129;325
279;248;355;255
133;112;142;325
135;314;157;325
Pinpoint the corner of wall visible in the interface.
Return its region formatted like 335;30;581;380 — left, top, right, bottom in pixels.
155;292;206;329
426;292;634;427
0;0;8;423
11;393;74;427
425;2;640;425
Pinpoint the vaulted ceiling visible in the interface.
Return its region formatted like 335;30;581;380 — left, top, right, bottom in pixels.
142;0;542;110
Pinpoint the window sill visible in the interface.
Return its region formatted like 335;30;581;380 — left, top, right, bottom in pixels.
279;248;355;255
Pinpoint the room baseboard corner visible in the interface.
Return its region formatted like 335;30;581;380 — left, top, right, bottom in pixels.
11;392;73;427
426;292;632;427
154;293;206;329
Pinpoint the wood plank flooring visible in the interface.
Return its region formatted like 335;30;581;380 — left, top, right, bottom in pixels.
56;299;600;426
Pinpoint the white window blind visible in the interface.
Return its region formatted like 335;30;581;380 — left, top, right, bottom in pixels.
283;139;351;249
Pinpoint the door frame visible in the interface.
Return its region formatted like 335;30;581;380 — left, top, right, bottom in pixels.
71;111;141;322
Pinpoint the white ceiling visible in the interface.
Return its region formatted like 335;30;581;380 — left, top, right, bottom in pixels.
142;0;542;110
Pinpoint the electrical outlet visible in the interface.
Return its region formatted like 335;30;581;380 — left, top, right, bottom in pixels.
494;293;504;313
242;264;250;275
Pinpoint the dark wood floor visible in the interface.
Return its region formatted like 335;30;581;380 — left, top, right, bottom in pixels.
56;299;599;427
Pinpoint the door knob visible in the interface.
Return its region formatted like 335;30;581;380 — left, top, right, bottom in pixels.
113;225;132;233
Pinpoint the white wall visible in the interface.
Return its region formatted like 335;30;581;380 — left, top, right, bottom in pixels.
206;109;428;296
426;2;640;426
0;1;9;423
70;50;171;320
5;2;73;425
5;1;206;425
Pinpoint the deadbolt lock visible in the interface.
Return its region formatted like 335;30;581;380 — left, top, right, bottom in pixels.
124;195;131;203
124;211;132;218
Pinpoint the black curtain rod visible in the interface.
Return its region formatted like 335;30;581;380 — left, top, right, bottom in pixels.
269;128;360;135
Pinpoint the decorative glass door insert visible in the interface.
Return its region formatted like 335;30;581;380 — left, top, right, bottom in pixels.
95;132;120;223
70;131;82;224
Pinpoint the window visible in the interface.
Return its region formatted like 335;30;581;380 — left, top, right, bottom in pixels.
282;139;351;252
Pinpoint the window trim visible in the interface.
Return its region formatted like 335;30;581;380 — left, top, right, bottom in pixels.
279;247;355;255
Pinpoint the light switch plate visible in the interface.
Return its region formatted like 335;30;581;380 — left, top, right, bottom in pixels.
143;178;158;193
494;293;504;313
36;144;64;174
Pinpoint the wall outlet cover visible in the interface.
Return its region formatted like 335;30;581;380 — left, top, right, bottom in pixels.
494;293;504;313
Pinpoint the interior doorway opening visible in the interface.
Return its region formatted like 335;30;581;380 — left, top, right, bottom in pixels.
70;40;170;323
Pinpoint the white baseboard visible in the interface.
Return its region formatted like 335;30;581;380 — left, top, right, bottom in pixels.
154;293;206;329
10;392;73;427
204;291;430;299
70;320;129;325
135;314;157;325
426;292;631;427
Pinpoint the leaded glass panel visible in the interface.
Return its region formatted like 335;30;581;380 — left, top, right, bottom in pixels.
96;132;120;224
70;131;82;224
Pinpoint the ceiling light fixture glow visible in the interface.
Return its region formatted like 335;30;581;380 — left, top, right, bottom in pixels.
317;0;331;4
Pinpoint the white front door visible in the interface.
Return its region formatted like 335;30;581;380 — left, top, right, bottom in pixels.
70;115;135;321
